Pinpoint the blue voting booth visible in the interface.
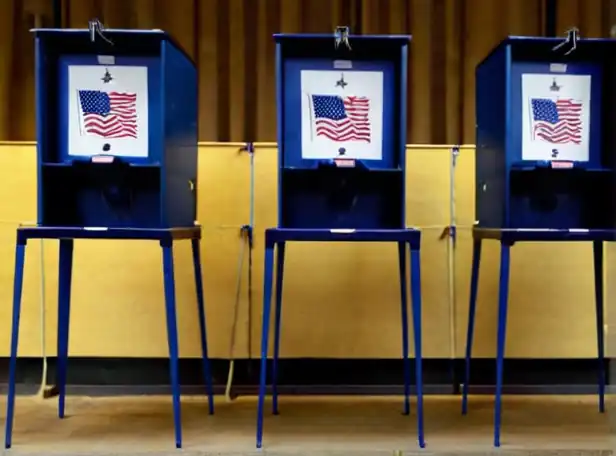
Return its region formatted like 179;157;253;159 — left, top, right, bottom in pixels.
4;29;213;449
256;30;425;449
462;36;615;447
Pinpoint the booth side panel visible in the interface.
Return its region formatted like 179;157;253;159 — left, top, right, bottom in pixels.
399;43;409;225
604;60;616;230
35;37;47;225
475;46;507;229
275;42;284;226
161;41;198;228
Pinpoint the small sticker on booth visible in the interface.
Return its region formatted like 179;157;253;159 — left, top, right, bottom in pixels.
334;158;356;168
333;60;353;69
550;161;574;169
92;155;114;163
330;229;356;234
549;63;567;73
97;55;115;65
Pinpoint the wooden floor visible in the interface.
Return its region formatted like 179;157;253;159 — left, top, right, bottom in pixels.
0;395;613;455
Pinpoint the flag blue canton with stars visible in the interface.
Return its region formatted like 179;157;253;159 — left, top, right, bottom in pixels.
79;90;112;116
532;98;559;123
313;95;347;120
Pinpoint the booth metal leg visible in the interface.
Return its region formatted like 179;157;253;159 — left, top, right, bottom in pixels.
462;239;482;415
494;242;511;448
271;242;286;415
592;240;605;413
409;245;425;449
191;238;214;415
398;242;410;416
4;240;27;449
161;241;182;448
256;243;275;449
56;239;74;419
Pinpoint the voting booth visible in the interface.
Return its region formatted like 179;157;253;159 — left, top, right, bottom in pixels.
462;36;614;447
36;29;197;228
255;30;425;449
5;28;213;449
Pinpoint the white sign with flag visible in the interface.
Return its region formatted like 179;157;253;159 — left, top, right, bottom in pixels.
68;65;149;158
521;73;591;162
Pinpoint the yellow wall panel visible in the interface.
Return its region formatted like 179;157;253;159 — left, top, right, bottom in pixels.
0;143;602;360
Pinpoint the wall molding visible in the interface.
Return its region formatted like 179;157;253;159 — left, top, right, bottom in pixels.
0;141;477;150
1;357;607;396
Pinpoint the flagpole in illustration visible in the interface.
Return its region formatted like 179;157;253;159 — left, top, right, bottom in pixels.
77;90;86;136
549;78;561;159
528;97;535;142
306;92;314;142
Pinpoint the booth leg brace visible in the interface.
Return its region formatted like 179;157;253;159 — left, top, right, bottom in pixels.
5;239;76;449
5;235;214;449
255;240;425;449
461;238;605;447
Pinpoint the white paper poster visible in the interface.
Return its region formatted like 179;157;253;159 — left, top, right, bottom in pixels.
68;65;149;158
300;70;383;160
521;73;591;162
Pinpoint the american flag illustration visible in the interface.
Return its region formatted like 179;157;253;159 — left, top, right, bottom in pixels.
78;90;138;139
311;94;371;142
531;98;582;145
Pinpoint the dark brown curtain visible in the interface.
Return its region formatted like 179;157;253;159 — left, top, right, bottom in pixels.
0;0;614;143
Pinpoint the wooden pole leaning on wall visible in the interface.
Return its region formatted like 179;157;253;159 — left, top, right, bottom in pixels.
37;0;64;398
31;11;57;401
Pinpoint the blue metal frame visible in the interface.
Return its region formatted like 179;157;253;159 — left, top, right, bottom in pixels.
258;33;422;449
33;28;198;229
462;228;611;447
476;36;616;230
275;34;409;174
274;33;410;229
255;228;424;449
4;227;214;449
15;29;207;447
31;28;193;61
469;36;615;446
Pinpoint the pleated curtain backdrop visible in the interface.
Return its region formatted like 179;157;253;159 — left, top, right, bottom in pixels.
1;0;615;143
